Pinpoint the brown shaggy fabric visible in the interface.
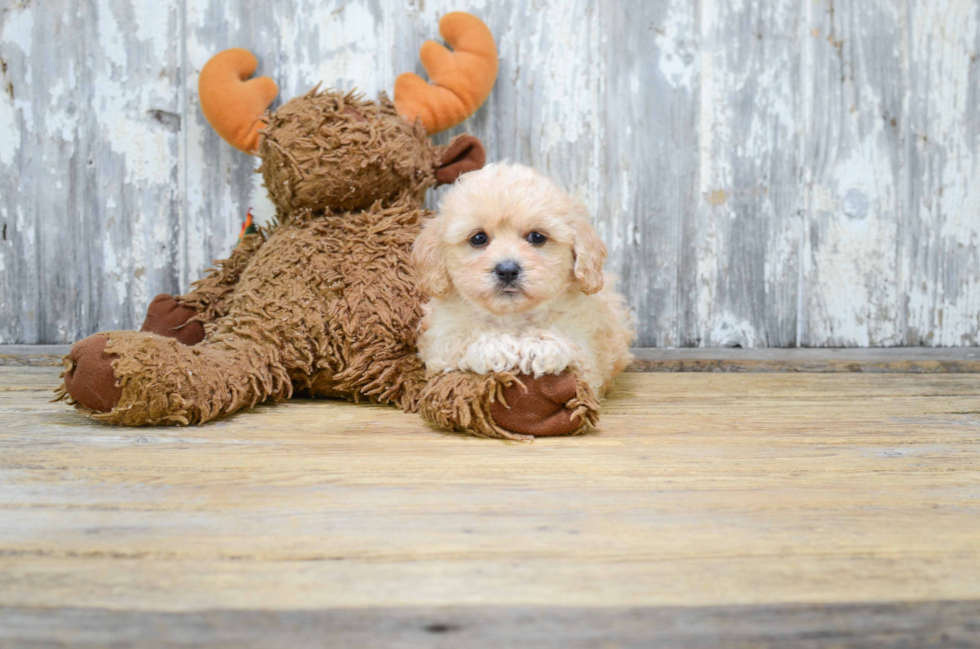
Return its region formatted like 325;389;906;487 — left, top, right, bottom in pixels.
259;90;437;213
178;232;265;324
140;294;205;346
419;370;531;441
68;195;429;426
95;331;289;425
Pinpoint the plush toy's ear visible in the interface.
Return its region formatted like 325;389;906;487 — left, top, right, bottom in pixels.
412;217;452;297
199;49;279;154
571;207;607;295
435;135;486;185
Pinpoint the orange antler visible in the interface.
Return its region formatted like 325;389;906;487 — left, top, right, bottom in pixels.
394;12;498;134
198;49;279;154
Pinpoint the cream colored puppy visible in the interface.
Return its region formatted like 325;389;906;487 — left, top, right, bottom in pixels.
412;162;634;397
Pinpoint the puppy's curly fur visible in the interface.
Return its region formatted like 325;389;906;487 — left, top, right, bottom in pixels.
413;163;634;397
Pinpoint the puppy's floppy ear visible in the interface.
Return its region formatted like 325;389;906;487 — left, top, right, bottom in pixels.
412;216;452;297
434;135;486;185
571;206;607;295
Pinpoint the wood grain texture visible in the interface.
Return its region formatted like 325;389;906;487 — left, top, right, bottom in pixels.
3;602;980;648
0;1;182;344
904;1;980;346
800;0;907;347
597;0;697;347
628;345;980;372
1;0;979;346
7;344;980;372
696;0;802;348
2;366;980;642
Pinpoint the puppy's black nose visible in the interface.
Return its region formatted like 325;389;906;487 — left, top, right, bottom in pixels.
494;260;522;284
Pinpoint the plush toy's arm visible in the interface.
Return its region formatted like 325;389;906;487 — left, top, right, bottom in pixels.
418;369;599;441
177;232;265;324
419;370;528;441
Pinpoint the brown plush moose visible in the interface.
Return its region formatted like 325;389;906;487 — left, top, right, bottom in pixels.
57;13;599;440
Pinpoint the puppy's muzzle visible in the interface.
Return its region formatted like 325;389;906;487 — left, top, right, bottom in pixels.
494;260;522;287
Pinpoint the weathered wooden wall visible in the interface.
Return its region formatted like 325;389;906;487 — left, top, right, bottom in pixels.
1;0;978;347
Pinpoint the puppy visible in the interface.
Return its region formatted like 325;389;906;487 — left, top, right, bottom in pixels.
412;162;634;397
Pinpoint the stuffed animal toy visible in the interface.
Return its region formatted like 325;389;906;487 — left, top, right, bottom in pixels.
57;12;599;440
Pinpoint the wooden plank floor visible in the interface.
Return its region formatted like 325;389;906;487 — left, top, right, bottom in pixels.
2;366;979;647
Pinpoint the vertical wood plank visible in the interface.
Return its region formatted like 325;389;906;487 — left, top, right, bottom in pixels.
82;1;183;338
904;0;980;346
695;0;802;347
597;0;698;347
0;2;47;344
800;0;908;346
0;0;182;344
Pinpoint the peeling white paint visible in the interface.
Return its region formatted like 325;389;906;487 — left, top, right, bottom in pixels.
710;314;763;348
514;4;602;155
809;135;902;346
309;2;383;95
0;91;17;167
97;1;128;70
0;5;33;56
0;7;32;167
801;0;909;347
249;170;278;229
16;205;32;247
655;0;697;90
131;2;174;61
903;0;980;345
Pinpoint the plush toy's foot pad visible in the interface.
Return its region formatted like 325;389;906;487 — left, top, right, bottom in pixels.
62;334;122;413
140;294;205;346
490;372;595;437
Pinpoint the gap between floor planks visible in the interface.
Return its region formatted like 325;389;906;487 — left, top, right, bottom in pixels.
2;344;980;372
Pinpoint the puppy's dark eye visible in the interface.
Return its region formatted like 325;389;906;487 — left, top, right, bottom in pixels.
469;232;489;247
527;232;547;246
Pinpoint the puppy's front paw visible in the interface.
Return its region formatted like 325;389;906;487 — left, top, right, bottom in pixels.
461;335;521;374
517;336;575;377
